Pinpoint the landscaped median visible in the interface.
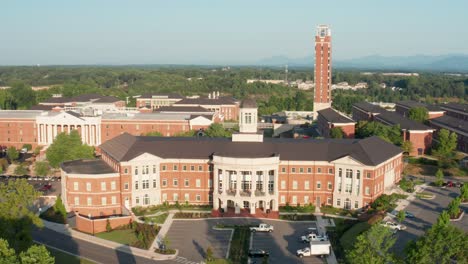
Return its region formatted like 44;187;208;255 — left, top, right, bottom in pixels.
95;222;160;249
132;203;212;216
213;224;252;264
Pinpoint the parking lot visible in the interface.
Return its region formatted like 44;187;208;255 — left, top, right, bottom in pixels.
392;186;466;254
166;218;325;264
0;177;61;196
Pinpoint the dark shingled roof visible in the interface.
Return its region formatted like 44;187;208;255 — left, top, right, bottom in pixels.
156;106;211;113
396;101;442;112
431;115;468;134
94;96;123;103
375;111;432;131
318;108;354;123
353;102;386;114
41;94;122;104
139;93;183;99
30;105;59;111
241;99;257;108
61;159;117;174
440;103;468;113
99;133;402;166
174;97;238;106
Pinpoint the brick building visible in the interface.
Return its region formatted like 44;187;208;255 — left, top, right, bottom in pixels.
61;101;403;233
314;25;332;113
395;101;445;119
317;108;355;138
430;115;468;153
352;102;433;156
135;94;183;109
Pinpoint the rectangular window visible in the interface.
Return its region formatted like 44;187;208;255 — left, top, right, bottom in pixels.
190;165;195;171
367;172;371;178
327;197;332;205
299;168;304;173
208;179;213;188
304;196;309;204
143;180;149;189
196;194;201;201
101;182;106;191
86;182;91;191
153;179;157;188
346;169;353;178
173;178;178;187
365;187;370;195
162;179;167;187
307;168;312;173
292;196;297;204
135;167;138;175
316;181;321;189
124;183;129;190
280;195;286;204
198;165;203;171
124;168;128;174
136;196;140;204
292;181;298;190
317;168;322;173
135;181;139;190
357;170;361;180
328;168;333;174
327;182;332;190
74;197;79;205
291;168;296;173
184;179;189;187
173;193;179;201
153;165;156;174
162;193;167;201
73;182;79;191
162;165;166;171
355;201;359;209
305;181;310;190
196;179;201;188
112;196;117;205
280;167;285;173
337;199;341;206
182;165;187;171
87;197;92;206
101;197;107;206
184;193;189;201
173;165;178;171
111;181;116;190
281;180;286;189
346;184;352;193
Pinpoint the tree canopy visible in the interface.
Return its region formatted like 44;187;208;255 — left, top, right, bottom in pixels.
432;129;458;158
347;224;396;264
330;127;344;139
46;130;94;168
356;121;402;145
408;107;429;123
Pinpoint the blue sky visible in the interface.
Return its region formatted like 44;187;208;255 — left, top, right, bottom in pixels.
1;0;467;65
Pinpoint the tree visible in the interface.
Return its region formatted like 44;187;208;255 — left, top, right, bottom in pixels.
53;195;67;222
204;123;232;138
435;169;444;187
0;179;42;251
461;183;468;202
8;82;36;110
347;224;396;264
406;223;468;263
21;144;32;151
0;239;18;264
408;107;429;123
14;164;28;176
397;210;406;223
33;146;43;156
436;211;450;228
46;130;95;168
401;140;413;154
205;246;213;261
19;244;54;264
6;147;19;161
447;197;461;219
433;129;458;158
330;127;344;139
145;131;163;136
106;219;112;232
34;162;50;177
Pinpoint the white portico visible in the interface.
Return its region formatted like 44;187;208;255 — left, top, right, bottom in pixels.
35;111;101;146
212;155;279;214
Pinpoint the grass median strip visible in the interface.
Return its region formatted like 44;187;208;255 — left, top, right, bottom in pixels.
228;226;250;264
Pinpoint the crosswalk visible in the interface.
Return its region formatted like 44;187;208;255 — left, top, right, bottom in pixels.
171;256;205;264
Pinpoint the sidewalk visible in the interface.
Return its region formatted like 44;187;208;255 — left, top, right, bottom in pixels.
41;219;177;261
315;209;338;264
149;212;175;251
394;183;429;212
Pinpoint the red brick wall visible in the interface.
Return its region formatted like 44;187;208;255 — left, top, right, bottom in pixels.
101;119;192;141
334;124;355;138
0;119;38;148
314;35;332;104
75;214;132;234
428;112;444;119
407;131;433;156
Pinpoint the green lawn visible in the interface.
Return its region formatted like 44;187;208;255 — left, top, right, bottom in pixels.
339;222;371;251
141;213;169;224
227;227;250;264
207;259;232;264
45;245;95;264
95;229;139;246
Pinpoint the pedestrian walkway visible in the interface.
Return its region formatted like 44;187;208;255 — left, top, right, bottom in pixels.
150;212;175;251
394;183;429;211
41;219;177;261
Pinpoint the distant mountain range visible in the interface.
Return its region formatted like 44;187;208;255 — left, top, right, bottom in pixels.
254;54;468;72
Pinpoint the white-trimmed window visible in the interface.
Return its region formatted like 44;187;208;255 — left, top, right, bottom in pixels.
304;196;309;204
73;182;79;191
304;181;310;190
135;181;139;190
196;194;201;201
86;182;91;191
111;181;116;190
184;193;189;201
101;182;106;191
153;179;157;188
173;178;178;187
208;179;212;188
144;194;150;205
280;195;286;204
173;193;179;201
196;179;201;188
299;168;304;173
101;197;107;206
355;201;359;209
281;180;286;189
198;165;203;171
162;165;167;171
136;196;140;204
111;196;117;205
292;196;297;204
365;186;370;195
162;193;167;201
144;180;150;189
184;179;189;187
327;182;332;190
162;179;167;187
328;168;333;174
292;181;298;190
281;167;286;173
316;181;321;189
291;168;296;173
182;165;187;171
74;197;79;205
307;168;312;173
337;198;341;206
135;167;138;175
327;197;332;205
153;165;156;174
87;197;92;206
124;182;129;190
317;168;322;173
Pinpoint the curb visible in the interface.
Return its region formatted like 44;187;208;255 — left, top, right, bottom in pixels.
449;211;465;222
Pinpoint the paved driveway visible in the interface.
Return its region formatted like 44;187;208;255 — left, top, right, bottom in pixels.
167;218;325;264
392;186;465;254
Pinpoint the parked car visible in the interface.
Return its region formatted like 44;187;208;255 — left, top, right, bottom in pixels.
248;249;269;258
454;182;463;188
39;184;52;192
446;181;455;187
380;221;406;230
301;233;328;243
250;223;274;233
404;211;415;218
297;241;331;258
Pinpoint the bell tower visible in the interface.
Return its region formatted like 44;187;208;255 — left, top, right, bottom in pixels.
232;99;263;142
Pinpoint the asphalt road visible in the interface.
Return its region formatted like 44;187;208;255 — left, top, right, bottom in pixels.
32;227;175;264
392;186;466;255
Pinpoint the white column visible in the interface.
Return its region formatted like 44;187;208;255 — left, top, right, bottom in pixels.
83;125;88;145
264;170;268;193
236;171;241;194
96;124;101;145
36;124;41;144
53;124;57;139
91;125;95;146
40;124;45;143
47;124;52;144
80;125;85;143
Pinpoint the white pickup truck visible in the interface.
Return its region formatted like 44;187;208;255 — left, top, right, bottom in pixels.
297;241;331;258
250;223;274;233
300;233;328;243
380;221;406;231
